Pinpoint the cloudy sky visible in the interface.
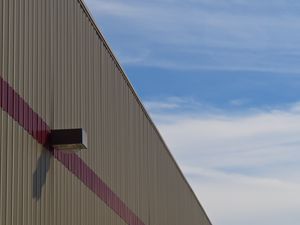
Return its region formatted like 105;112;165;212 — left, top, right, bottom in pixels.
84;0;300;224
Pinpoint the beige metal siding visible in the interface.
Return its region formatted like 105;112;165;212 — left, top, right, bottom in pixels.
0;0;212;225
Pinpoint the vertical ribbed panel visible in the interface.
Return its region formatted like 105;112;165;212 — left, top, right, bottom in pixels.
0;0;212;225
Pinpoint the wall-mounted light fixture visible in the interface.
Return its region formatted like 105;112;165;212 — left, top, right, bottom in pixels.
50;128;88;151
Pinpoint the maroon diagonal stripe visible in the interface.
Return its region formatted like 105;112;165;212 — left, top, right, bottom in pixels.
0;76;145;225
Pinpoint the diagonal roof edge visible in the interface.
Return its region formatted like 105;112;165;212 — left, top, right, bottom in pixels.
77;1;213;224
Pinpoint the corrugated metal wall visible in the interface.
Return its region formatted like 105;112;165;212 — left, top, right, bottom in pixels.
0;0;212;225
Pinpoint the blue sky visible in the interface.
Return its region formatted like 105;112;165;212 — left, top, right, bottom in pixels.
85;1;300;225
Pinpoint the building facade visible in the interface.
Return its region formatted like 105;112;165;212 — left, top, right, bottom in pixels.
0;0;212;224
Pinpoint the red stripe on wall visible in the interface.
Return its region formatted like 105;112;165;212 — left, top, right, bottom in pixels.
0;76;145;225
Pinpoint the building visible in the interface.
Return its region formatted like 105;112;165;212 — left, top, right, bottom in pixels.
0;0;212;224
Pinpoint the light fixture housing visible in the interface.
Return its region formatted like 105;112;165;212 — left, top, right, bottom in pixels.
50;128;88;151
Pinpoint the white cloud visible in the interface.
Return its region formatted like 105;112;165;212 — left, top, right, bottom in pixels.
146;98;300;225
157;110;300;168
192;169;300;225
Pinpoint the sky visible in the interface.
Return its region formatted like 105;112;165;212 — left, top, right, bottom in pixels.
84;1;300;224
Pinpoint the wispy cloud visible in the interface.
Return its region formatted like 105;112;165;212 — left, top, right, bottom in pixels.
144;97;207;114
86;0;300;73
144;101;179;111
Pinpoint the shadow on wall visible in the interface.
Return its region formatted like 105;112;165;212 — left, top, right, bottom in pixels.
32;147;52;200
